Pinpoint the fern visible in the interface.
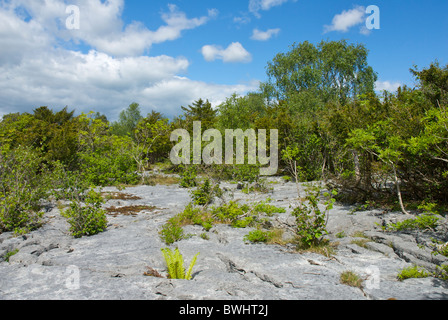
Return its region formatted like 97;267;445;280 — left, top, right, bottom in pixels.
161;248;199;280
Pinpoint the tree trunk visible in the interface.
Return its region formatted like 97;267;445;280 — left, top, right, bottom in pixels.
391;162;411;215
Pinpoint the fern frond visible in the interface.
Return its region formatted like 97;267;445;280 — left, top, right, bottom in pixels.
185;252;200;280
161;248;199;280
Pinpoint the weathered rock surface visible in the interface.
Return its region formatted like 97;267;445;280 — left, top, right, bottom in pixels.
1;178;447;300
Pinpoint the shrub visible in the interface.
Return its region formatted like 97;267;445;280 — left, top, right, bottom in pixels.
179;165;198;188
161;248;199;280
175;203;214;231
160;221;185;245
292;186;337;248
434;265;448;281
397;265;431;281
244;229;273;243
0;146;52;233
78;148;139;187
190;178;222;206
211;201;251;225
253;201;286;216
62;189;108;238
385;214;440;232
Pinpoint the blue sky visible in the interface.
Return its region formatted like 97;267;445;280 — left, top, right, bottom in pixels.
0;0;447;121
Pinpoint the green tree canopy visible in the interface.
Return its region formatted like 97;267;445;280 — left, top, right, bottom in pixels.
264;40;378;110
111;102;143;137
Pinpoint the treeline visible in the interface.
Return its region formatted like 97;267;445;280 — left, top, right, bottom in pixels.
1;40;447;233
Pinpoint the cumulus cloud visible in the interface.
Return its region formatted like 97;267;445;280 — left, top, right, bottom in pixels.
201;42;252;63
249;0;290;17
251;28;280;41
324;6;366;34
74;2;216;57
0;47;257;120
2;1;217;57
0;1;255;120
375;81;402;93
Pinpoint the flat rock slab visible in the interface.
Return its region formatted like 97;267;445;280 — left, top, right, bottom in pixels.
1;180;447;300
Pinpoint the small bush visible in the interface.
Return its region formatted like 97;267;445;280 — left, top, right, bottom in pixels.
62;189;108;238
160;221;185;245
397;265;431;281
386;214;440;232
0;146;52;233
179;165;198;188
212;201;251;225
190;178;222;206
253;201;286;216
244;229;273;243
292;186;337;248
434;265;448;281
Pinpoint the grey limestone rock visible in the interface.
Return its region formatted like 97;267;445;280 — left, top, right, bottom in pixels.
0;179;447;300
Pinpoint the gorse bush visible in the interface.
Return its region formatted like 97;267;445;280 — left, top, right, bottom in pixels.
61;189;108;238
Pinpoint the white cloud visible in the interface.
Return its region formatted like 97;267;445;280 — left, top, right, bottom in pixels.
375;81;402;93
249;0;291;17
234;15;251;25
201;42;252;63
3;1;217;57
251;28;280;41
77;2;217;57
324;6;366;34
0;1;253;120
0;47;257;120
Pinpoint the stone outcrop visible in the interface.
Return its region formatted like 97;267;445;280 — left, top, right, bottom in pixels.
1;178;447;300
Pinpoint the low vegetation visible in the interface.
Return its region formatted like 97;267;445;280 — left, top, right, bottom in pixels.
161;247;199;280
340;270;363;289
0;40;446;288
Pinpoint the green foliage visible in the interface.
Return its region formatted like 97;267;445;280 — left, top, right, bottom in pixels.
253;200;286;216
175;203;214;231
244;229;273;243
77;113;139;186
292;185;337;248
181;98;217;132
61;189;108;238
160;221;185;245
161;248;199;280
434;265;448;281
232;164;261;183
385;214;440;232
340;271;363;288
134;111;171;168
179;165;198;188
397;265;431;281
211;201;251;227
190;178;222;206
0;146;52;233
110;102;143;137
264;39;377;105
